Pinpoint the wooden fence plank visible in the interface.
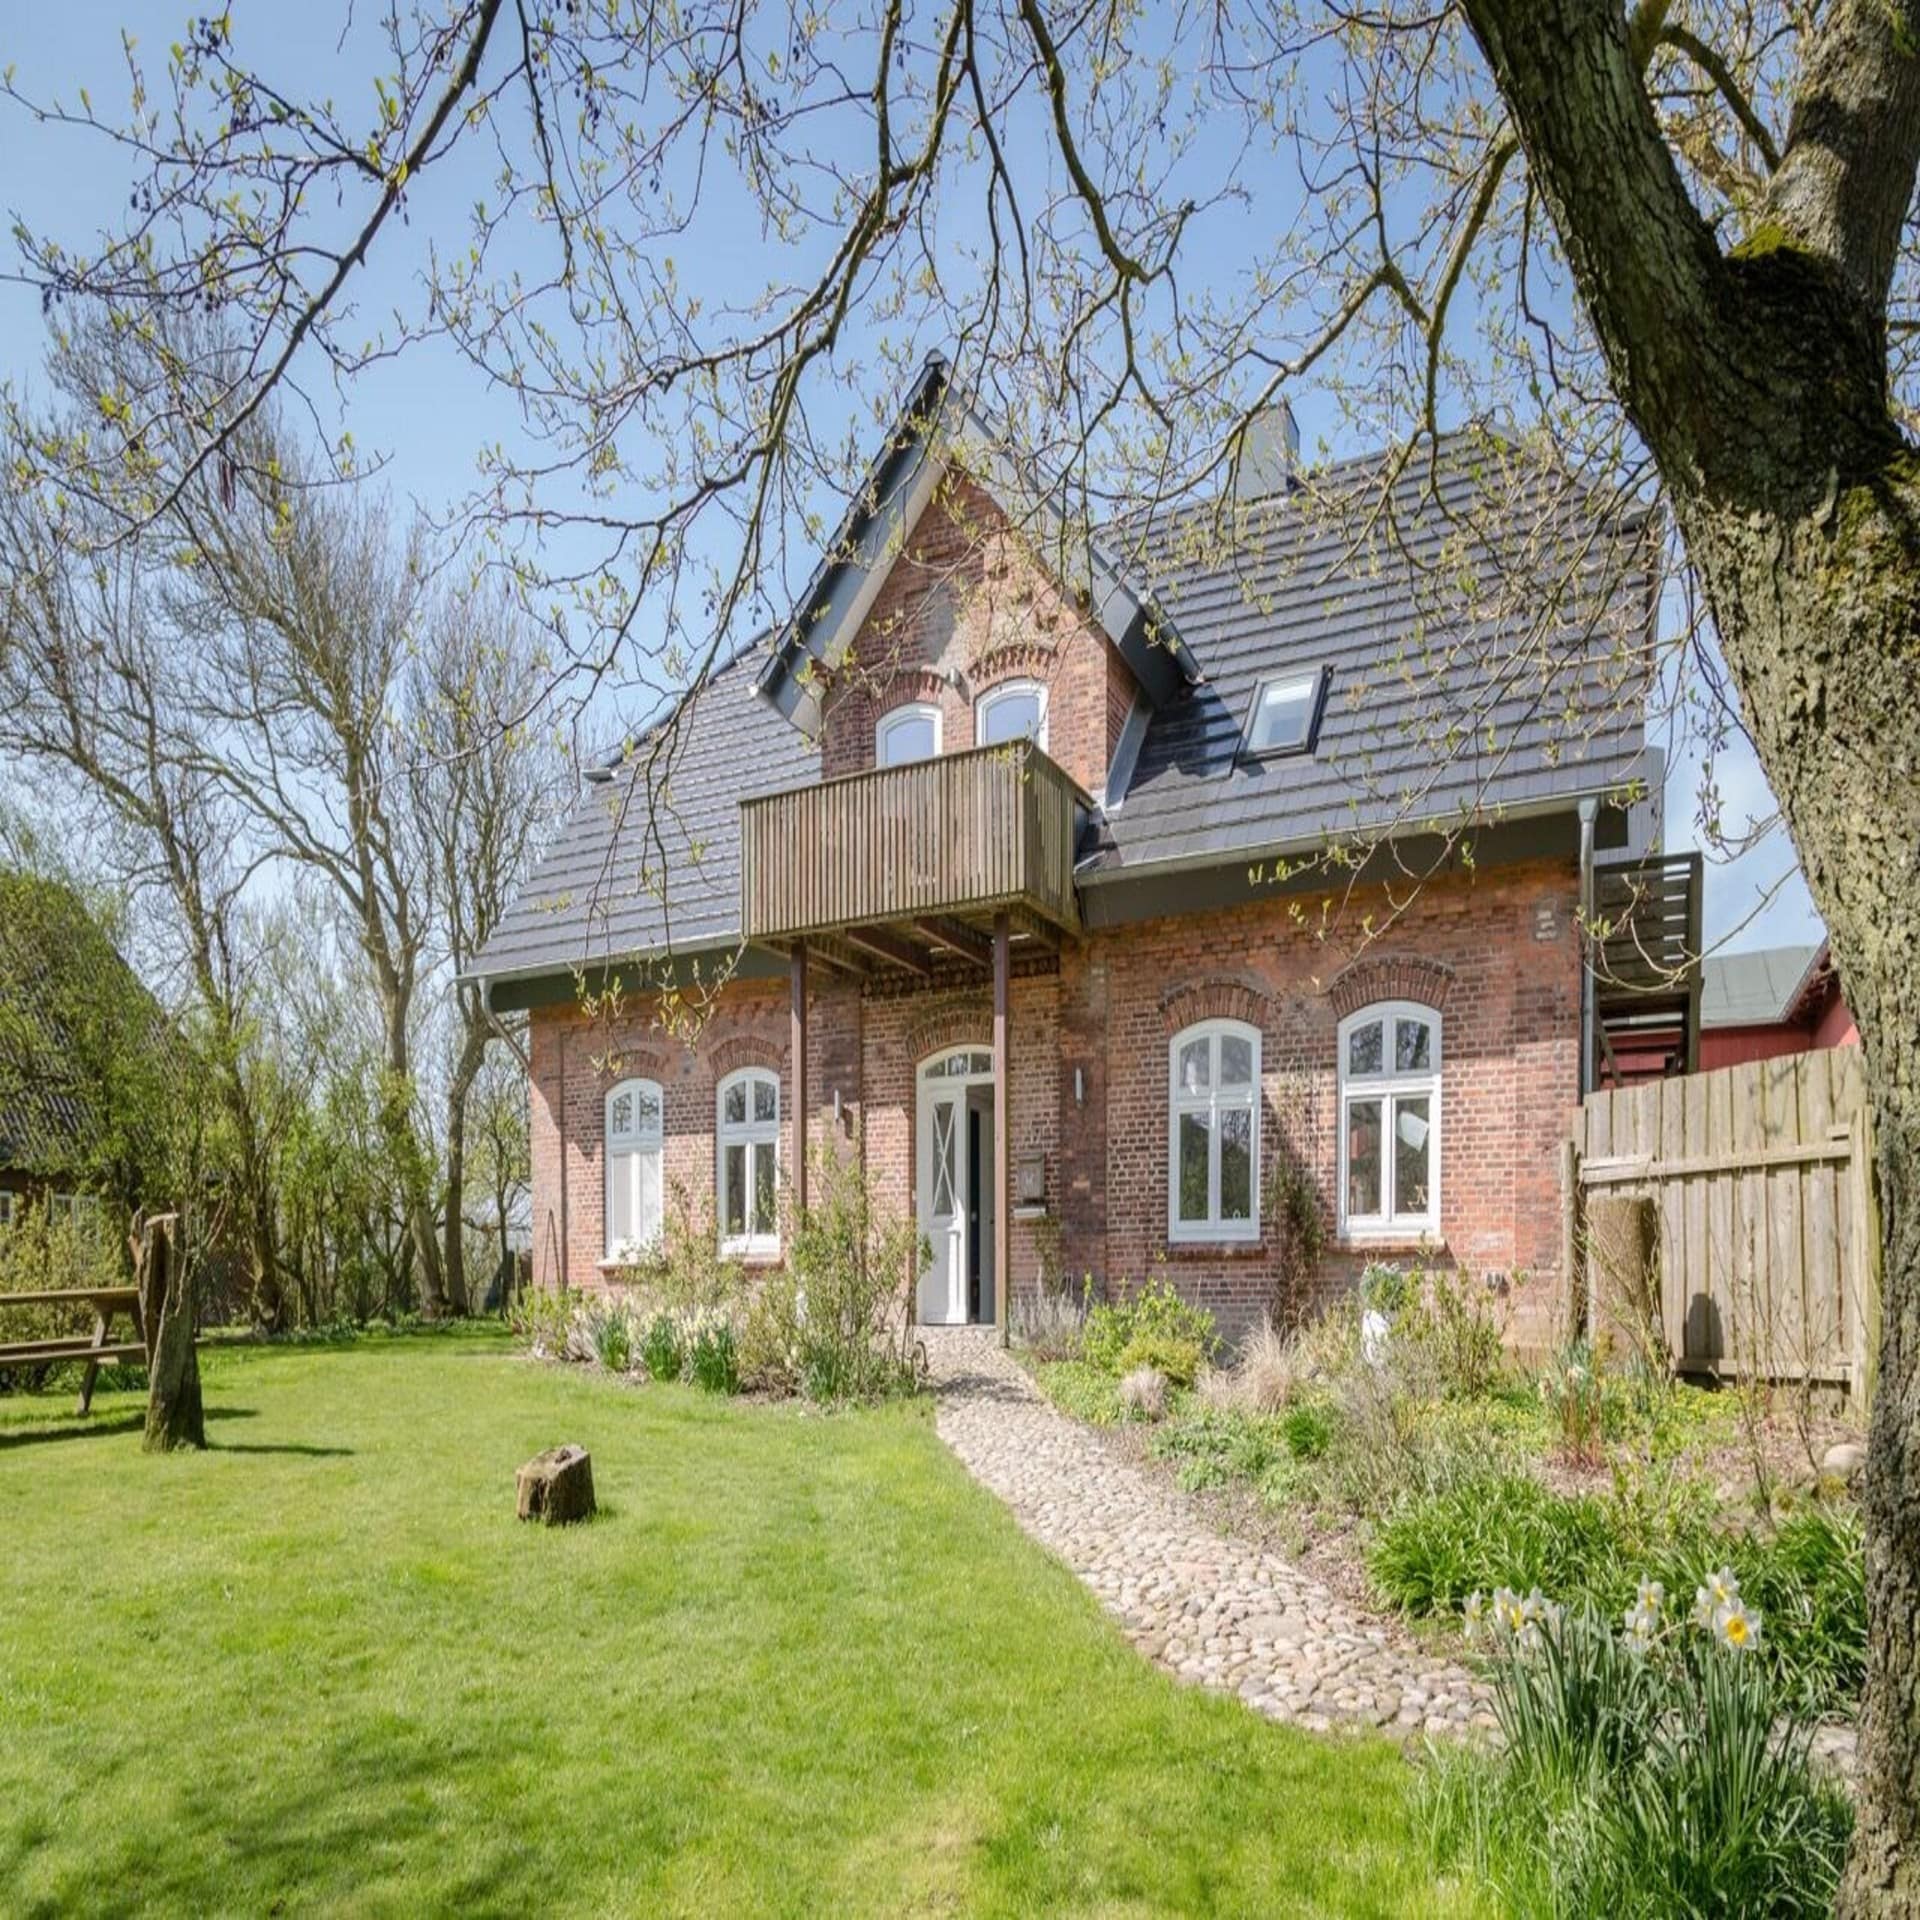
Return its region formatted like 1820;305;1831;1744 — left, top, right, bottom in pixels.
1575;1050;1869;1392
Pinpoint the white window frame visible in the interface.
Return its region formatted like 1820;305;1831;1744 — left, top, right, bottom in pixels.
1337;1001;1442;1241
716;1066;781;1258
1167;1018;1262;1244
976;677;1048;751
1242;668;1325;758
876;702;942;767
604;1077;665;1261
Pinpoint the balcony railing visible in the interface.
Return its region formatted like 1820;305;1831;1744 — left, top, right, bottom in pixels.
740;740;1085;945
1593;851;1704;1081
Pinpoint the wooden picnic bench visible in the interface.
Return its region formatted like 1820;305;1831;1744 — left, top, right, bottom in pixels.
0;1284;154;1414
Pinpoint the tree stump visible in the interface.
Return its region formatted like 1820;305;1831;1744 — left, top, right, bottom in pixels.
1588;1194;1662;1371
516;1444;595;1525
135;1211;205;1453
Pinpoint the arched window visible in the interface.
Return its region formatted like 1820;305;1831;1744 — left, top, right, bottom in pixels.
605;1078;664;1259
716;1066;780;1256
977;678;1047;749
1168;1019;1260;1242
1337;1003;1440;1238
876;702;941;767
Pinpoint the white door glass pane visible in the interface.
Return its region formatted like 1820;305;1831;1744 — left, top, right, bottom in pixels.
610;1090;633;1137
752;1075;778;1125
1395;1096;1431;1215
1220;1104;1253;1220
752;1142;777;1234
931;1103;957;1217
1178;1038;1211;1094
635;1086;662;1132
724;1081;747;1126
1346;1099;1382;1216
1347;1020;1384;1077
879;710;937;765
1178;1111;1212;1222
980;689;1042;744
608;1149;635;1248
723;1144;747;1236
1248;675;1315;751
1395;1018;1432;1073
1219;1033;1254;1087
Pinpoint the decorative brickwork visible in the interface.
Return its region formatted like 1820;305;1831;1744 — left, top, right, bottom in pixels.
1325;953;1457;1019
817;468;1140;794
704;1031;787;1082
1158;976;1273;1036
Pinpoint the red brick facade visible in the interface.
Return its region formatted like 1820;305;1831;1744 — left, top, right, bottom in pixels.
525;458;1581;1347
528;858;1581;1343
818;470;1138;797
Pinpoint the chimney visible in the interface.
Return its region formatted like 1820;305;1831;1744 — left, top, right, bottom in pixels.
1232;398;1300;501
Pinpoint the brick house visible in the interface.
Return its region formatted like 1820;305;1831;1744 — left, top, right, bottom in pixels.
474;359;1658;1344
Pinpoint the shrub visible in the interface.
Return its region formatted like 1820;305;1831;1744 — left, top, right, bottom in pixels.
1373;1473;1866;1713
1219;1316;1299;1415
1010;1279;1089;1361
1117;1366;1168;1421
1081;1275;1218;1376
1414;1268;1507;1400
1115;1330;1202;1388
640;1313;683;1382
1280;1398;1335;1461
1149;1403;1291;1495
1033;1358;1124;1426
742;1148;924;1404
621;1184;745;1315
1423;1590;1851;1918
1358;1260;1415;1316
1537;1339;1608;1467
1371;1474;1621;1615
586;1299;636;1375
684;1310;739;1395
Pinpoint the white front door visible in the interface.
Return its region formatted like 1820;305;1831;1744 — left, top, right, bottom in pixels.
917;1078;967;1324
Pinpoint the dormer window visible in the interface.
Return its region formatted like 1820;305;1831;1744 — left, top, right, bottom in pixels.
977;678;1047;749
1243;670;1325;758
877;702;941;767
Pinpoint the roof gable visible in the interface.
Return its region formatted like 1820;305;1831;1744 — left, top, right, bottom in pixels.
757;358;1196;734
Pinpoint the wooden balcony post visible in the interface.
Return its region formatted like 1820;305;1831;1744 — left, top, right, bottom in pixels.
791;942;809;1221
993;912;1011;1346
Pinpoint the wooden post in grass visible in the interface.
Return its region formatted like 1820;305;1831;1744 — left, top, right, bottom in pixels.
134;1210;205;1452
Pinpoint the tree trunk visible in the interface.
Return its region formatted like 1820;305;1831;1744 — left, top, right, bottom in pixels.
441;1026;489;1320
135;1212;205;1453
1678;474;1920;1913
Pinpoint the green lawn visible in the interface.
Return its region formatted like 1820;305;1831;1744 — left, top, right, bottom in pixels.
0;1331;1480;1918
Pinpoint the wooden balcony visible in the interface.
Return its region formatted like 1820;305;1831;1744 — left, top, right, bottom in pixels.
740;740;1085;967
1593;851;1704;1083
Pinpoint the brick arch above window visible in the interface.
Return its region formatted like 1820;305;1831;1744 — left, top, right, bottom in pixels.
704;1033;786;1083
904;1001;993;1064
1159;977;1271;1038
596;1047;670;1088
968;640;1057;691
870;668;952;718
1325;954;1456;1020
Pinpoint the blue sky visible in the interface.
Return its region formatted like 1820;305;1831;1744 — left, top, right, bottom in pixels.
0;1;1823;956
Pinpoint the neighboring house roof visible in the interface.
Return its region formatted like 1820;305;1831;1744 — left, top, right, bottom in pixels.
1081;437;1654;879
0;872;167;1176
474;649;817;984
756;355;1198;731
1700;941;1827;1029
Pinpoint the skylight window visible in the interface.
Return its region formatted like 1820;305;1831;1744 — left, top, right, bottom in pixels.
1243;670;1324;757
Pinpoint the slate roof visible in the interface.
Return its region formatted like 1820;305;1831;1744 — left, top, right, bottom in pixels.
475;425;1656;987
1701;942;1825;1029
474;649;817;981
1082;437;1654;878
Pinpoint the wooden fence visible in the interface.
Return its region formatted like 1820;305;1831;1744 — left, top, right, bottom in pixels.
1567;1048;1882;1400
